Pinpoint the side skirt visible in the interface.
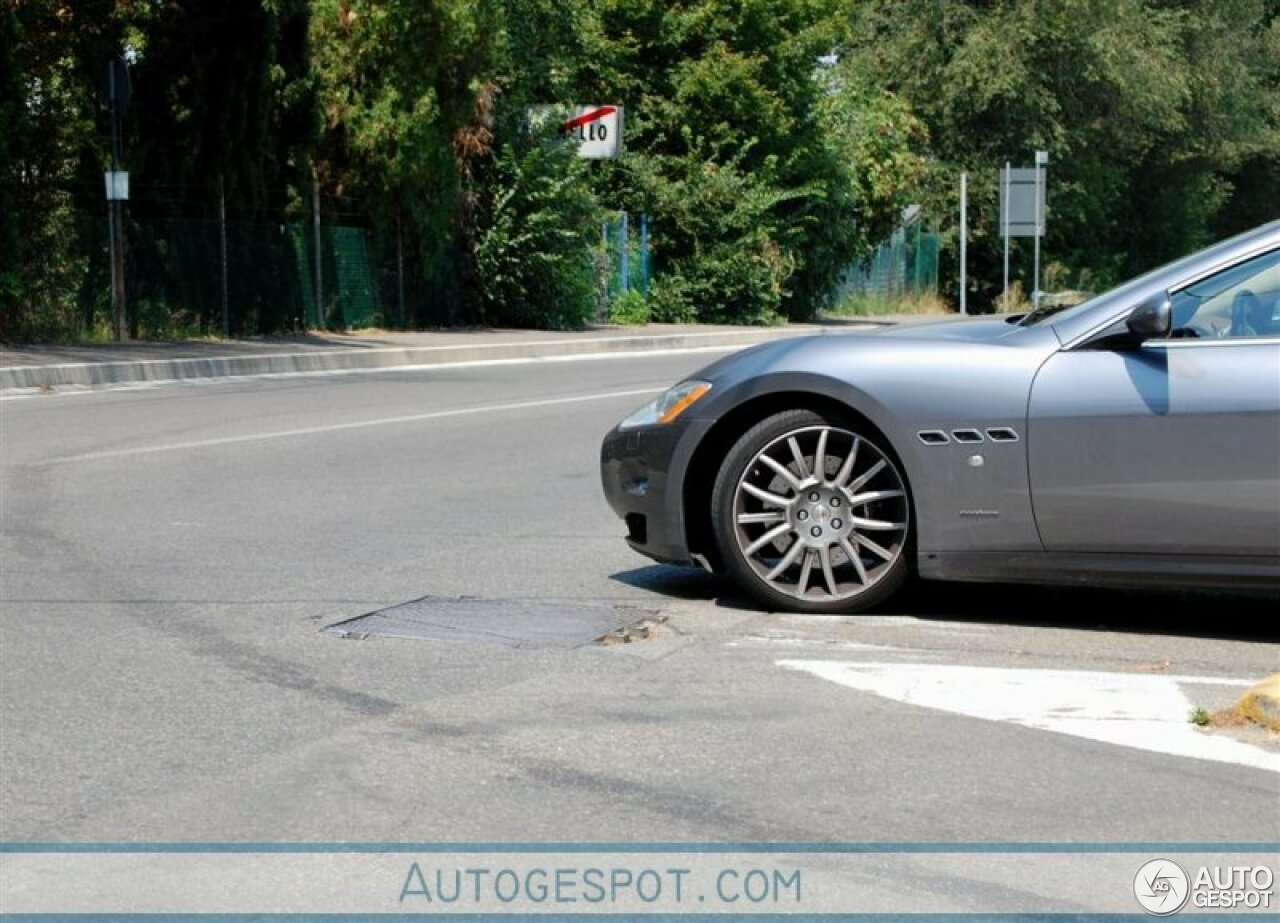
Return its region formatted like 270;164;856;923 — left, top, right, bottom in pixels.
918;550;1280;589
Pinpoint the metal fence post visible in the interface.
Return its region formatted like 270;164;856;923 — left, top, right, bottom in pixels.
639;213;649;294
619;212;629;294
397;212;406;327
219;178;229;336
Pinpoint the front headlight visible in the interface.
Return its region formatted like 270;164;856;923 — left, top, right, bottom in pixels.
618;380;712;430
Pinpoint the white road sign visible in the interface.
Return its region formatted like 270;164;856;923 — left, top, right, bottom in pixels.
529;105;624;159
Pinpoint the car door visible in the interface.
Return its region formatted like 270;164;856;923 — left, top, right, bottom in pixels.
1027;249;1280;556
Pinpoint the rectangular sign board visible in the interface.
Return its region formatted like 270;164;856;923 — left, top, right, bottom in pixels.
104;170;130;201
528;105;624;159
999;166;1045;238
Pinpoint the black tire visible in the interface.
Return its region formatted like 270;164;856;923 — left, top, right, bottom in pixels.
710;409;912;614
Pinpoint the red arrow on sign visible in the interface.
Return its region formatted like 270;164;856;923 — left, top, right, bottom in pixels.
560;106;617;133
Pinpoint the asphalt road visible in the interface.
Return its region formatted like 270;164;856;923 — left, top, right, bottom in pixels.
2;351;1277;846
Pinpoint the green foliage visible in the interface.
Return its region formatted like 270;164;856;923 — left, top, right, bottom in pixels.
608;289;650;325
626;151;800;324
310;0;502;325
6;0;1275;338
844;0;1280;307
814;70;928;258
475;134;599;328
578;0;898;322
0;1;99;340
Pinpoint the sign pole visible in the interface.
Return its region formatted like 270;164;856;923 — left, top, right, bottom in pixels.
108;60;127;341
1033;150;1048;311
1002;162;1010;305
959;172;967;316
105;192;119;338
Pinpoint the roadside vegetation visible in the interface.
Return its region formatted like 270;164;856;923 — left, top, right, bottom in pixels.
3;0;1277;340
826;292;951;318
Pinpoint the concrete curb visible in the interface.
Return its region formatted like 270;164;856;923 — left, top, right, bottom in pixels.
0;327;835;392
1234;674;1280;732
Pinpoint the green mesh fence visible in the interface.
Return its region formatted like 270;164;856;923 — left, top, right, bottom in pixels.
328;226;378;328
600;212;650;298
840;222;940;300
39;208;621;338
62;214;387;337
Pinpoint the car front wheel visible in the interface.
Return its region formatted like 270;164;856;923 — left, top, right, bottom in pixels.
711;409;912;614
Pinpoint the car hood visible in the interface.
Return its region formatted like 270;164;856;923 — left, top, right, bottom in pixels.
688;315;1036;384
855;314;1024;342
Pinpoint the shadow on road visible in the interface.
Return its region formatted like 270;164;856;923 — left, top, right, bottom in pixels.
610;565;1280;643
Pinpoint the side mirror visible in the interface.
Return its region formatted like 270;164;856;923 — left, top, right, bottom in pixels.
1125;296;1172;341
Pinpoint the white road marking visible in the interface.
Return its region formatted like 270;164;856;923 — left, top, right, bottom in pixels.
788;614;990;630
39;388;663;465
780;660;1279;773
726;638;912;652
0;345;742;401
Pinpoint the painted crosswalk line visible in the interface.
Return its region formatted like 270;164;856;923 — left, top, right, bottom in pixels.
780;660;1280;773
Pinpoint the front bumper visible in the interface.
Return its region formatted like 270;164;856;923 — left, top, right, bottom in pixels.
600;417;711;566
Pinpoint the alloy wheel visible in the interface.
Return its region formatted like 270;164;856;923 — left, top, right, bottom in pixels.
730;425;909;604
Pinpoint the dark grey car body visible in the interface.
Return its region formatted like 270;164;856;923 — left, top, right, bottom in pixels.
602;221;1280;592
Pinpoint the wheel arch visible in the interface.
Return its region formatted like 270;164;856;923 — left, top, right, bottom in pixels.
682;383;914;569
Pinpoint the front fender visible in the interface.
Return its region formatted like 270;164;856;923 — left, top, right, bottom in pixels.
684;335;1053;558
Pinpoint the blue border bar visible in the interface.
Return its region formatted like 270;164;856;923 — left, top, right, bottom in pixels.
0;911;1233;916
2;842;1276;853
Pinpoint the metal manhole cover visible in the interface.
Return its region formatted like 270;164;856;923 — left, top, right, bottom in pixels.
322;596;657;648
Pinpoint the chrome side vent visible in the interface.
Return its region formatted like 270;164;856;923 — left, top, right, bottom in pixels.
986;427;1020;443
917;430;950;445
951;429;984;444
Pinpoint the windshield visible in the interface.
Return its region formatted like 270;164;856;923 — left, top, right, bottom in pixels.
1169;248;1280;335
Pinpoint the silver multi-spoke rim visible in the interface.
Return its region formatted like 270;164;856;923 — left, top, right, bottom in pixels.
732;425;909;603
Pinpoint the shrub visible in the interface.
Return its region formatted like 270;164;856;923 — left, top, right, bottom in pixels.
608;289;650;325
475;138;599;329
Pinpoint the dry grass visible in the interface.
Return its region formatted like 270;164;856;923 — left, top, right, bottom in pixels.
1207;708;1253;729
828;291;953;318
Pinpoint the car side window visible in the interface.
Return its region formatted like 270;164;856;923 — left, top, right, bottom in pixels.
1169;248;1280;339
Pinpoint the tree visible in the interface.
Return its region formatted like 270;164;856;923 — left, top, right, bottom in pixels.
843;0;1280;307
570;0;918;322
475;131;599;328
309;0;504;324
1;1;103;340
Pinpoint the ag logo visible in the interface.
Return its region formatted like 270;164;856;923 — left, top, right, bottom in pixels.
1134;858;1190;915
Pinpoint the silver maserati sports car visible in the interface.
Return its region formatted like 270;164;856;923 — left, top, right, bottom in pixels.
601;220;1280;613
